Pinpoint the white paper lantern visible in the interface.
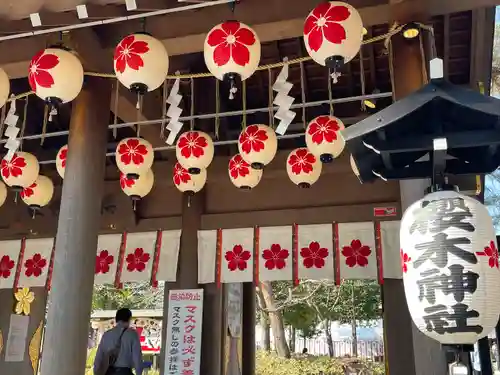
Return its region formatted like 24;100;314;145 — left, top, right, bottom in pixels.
303;2;363;69
228;154;262;189
0;68;10;108
28;47;84;104
175;131;214;174
305;115;345;163
120;169;154;200
56;144;67;179
401;189;500;345
286;148;322;188
173;162;206;194
238;124;277;169
21;175;54;210
115;137;154;179
204;21;261;81
114;33;169;93
1;152;39;190
0;180;7;208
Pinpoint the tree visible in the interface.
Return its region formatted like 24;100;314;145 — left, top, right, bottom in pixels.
485;172;500;230
92;282;165;311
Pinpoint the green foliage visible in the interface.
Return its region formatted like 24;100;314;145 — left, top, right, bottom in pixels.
92;282;164;311
330;281;381;325
282;303;320;338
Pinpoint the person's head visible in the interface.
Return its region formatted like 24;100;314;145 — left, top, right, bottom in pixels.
115;308;132;327
302;347;308;354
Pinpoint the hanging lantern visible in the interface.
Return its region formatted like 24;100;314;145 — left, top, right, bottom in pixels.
1;152;39;191
400;188;500;346
56;144;67;179
286;148;322;188
28;47;84;105
175;131;214;174
115;137;154;179
303;2;364;78
0;180;7;208
204;21;261;98
173;162;206;194
120;169;154;210
0;67;10;109
228;154;262;190
114;33;169;94
238;124;277;170
21;175;54;218
305;115;345;163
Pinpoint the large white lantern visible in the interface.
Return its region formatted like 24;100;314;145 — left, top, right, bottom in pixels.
120;169;154;202
228;154;262;189
303;2;363;71
0;68;10;108
305;115;345;163
115;137;154;179
401;189;500;345
238;124;277;169
114;33;169;94
204;21;261;92
28;47;84;104
0;180;7;208
1;152;39;190
286;148;322;188
21;175;54;216
173;162;206;194
56;144;67;179
175;131;214;174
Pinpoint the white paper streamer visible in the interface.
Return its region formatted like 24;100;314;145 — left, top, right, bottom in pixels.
273;60;296;135
165;78;183;145
3;95;20;161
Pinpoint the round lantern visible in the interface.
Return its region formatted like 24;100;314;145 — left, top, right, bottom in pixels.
56;144;67;179
120;169;154;209
114;33;169;94
286;148;322;188
0;68;10;108
28;47;84;104
400;188;500;346
115;137;154;179
204;21;261;94
0;180;7;208
305;115;345;163
175;131;214;175
238;124;277;169
228;154;262;189
1;152;39;191
173;162;206;194
21;175;54;217
303;2;364;71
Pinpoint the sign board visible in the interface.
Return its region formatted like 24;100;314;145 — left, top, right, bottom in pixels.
135;324;161;353
4;314;30;362
164;289;204;375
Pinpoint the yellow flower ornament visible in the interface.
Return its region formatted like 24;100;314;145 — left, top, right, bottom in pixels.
14;287;35;316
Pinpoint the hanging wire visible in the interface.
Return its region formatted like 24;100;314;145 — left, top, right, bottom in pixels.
19;96;28;151
160;79;169;140
268;68;274;128
136;95;143;137
113;80;119;139
0;104;6;137
241;80;247;130
190;77;195;131
327;69;334;116
299;61;307;129
40;105;49;145
359;47;367;111
215;79;220;139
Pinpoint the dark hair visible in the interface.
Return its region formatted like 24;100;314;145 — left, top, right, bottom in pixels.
115;308;132;323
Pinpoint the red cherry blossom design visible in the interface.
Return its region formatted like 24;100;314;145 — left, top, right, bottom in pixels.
118;138;149;166
114;35;150;74
229;154;250;179
308;116;342;145
300;241;329;269
20;182;37;199
120;172;135;190
95;250;114;275
225;244;251;271
1;154;27;179
207;21;256;67
173;163;191;186
24;253;47;278
400;249;411;274
304;3;350;52
0;255;15;279
28;50;59;91
288;148;316;175
341;239;371;268
59;147;67;168
239;125;269;154
126;248;150;272
177;132;208;159
476;241;499;269
262;244;289;270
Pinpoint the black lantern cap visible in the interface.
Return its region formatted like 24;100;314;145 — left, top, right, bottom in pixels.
342;79;500;183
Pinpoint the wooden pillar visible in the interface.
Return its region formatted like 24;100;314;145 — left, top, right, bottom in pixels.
241;282;256;375
39;77;111;375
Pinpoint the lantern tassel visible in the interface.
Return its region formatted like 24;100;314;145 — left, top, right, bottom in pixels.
330;70;341;84
229;77;238;100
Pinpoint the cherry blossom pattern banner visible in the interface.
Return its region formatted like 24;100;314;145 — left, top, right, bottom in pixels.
18;238;54;288
197;221;402;284
94;233;123;285
0;240;27;289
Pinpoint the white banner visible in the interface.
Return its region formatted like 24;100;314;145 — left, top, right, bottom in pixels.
155;230;181;282
18;238;53;288
4;314;30;362
164;289;204;375
0;240;22;289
